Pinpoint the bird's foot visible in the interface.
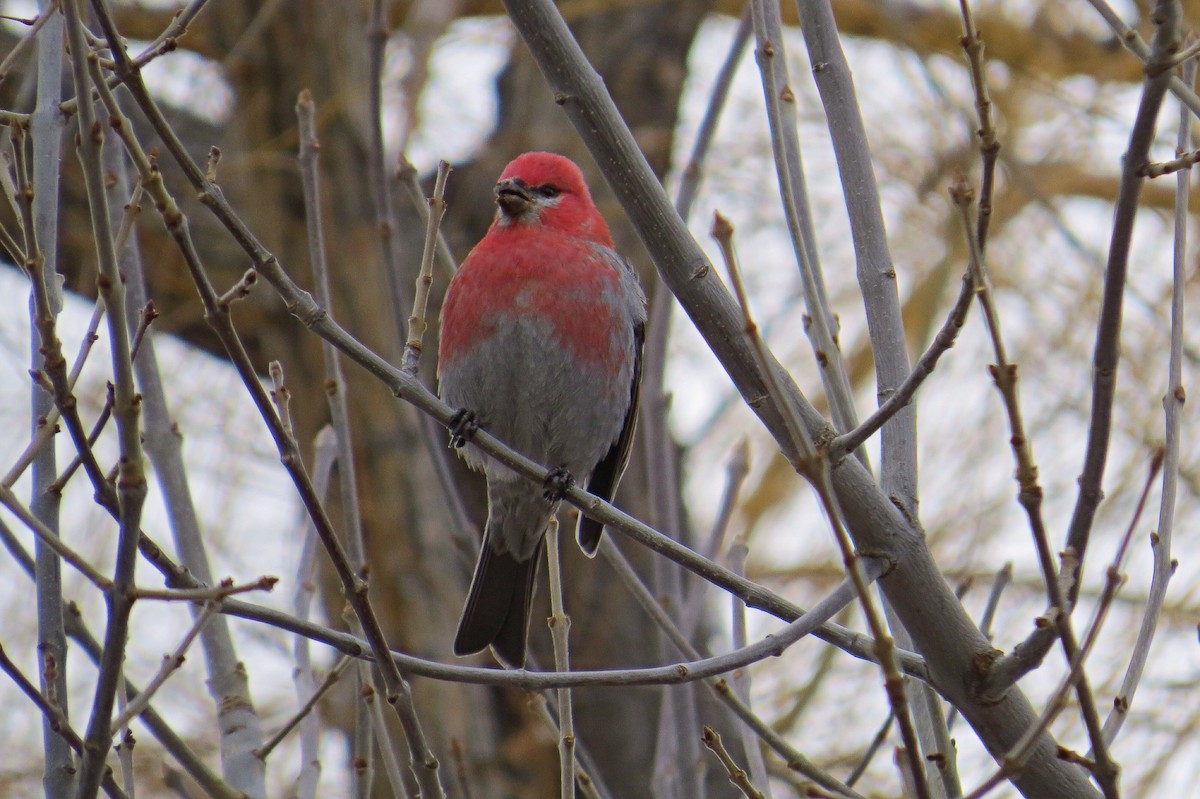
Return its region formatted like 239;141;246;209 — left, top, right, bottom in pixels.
543;467;575;502
448;409;479;449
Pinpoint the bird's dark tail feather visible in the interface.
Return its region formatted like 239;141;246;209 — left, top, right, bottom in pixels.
453;538;543;668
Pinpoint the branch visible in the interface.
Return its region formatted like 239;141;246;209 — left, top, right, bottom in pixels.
1082;0;1200;118
964;454;1159;799
601;538;868;799
61;3;149;795
0;644;128;799
110;603;219;731
702;726;767;799
210;548;900;695
402;160;451;374
106;92;268;794
255;657;353;761
1065;0;1182;601
1101;54;1193;746
24;8;73;788
545;520;576;799
831;272;973;459
750;0;860;444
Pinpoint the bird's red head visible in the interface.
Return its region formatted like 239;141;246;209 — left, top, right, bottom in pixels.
492;152;614;246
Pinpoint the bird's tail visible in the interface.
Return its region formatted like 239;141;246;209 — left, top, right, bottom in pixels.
453;539;542;667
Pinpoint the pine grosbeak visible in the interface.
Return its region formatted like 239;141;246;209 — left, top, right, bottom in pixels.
438;152;646;667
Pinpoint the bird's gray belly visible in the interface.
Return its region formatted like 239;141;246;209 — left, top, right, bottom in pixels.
439;315;630;480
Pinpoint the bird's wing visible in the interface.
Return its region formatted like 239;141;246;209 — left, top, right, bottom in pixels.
577;321;645;556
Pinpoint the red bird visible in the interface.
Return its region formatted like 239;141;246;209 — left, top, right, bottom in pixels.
438;152;646;667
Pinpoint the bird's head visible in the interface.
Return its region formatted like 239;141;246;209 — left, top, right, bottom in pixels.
492;152;614;245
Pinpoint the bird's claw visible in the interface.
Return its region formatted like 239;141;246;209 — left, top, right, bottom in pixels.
448;409;479;449
543;467;575;502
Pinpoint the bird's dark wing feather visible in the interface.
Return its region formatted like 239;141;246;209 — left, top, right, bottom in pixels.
577;322;644;556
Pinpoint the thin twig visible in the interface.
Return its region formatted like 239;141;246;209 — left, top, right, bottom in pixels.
295;90;368;567
749;0;860;444
674;7;751;223
845;712;893;787
1063;0;1181;620
111;603;220;730
397;155;459;279
352;673;373;799
680;439;751;640
702;726;766;799
50;301;158;493
526;692;606;799
0;644;129;799
1140;147;1200;177
217;268;257;306
957;0;1000;250
831;272;973;459
0;484;112;589
1080;0;1200;117
0;0;58;84
62;0;219;113
133;577;277;602
647;416;698;791
290;426;334;799
1102;56;1192;747
255;657;353;761
402;160;451;374
545;519;576;799
62;5;150;795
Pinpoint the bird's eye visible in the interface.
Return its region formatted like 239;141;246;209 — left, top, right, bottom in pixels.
534;184;560;199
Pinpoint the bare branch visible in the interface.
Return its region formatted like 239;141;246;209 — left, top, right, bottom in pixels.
702;725;767;799
1102;56;1193;747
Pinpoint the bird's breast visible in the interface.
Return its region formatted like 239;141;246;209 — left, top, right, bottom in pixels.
440;234;633;373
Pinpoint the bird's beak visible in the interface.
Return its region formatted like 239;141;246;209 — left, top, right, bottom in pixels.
495;178;534;217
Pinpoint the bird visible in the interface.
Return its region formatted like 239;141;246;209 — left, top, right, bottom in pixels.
438;151;646;667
